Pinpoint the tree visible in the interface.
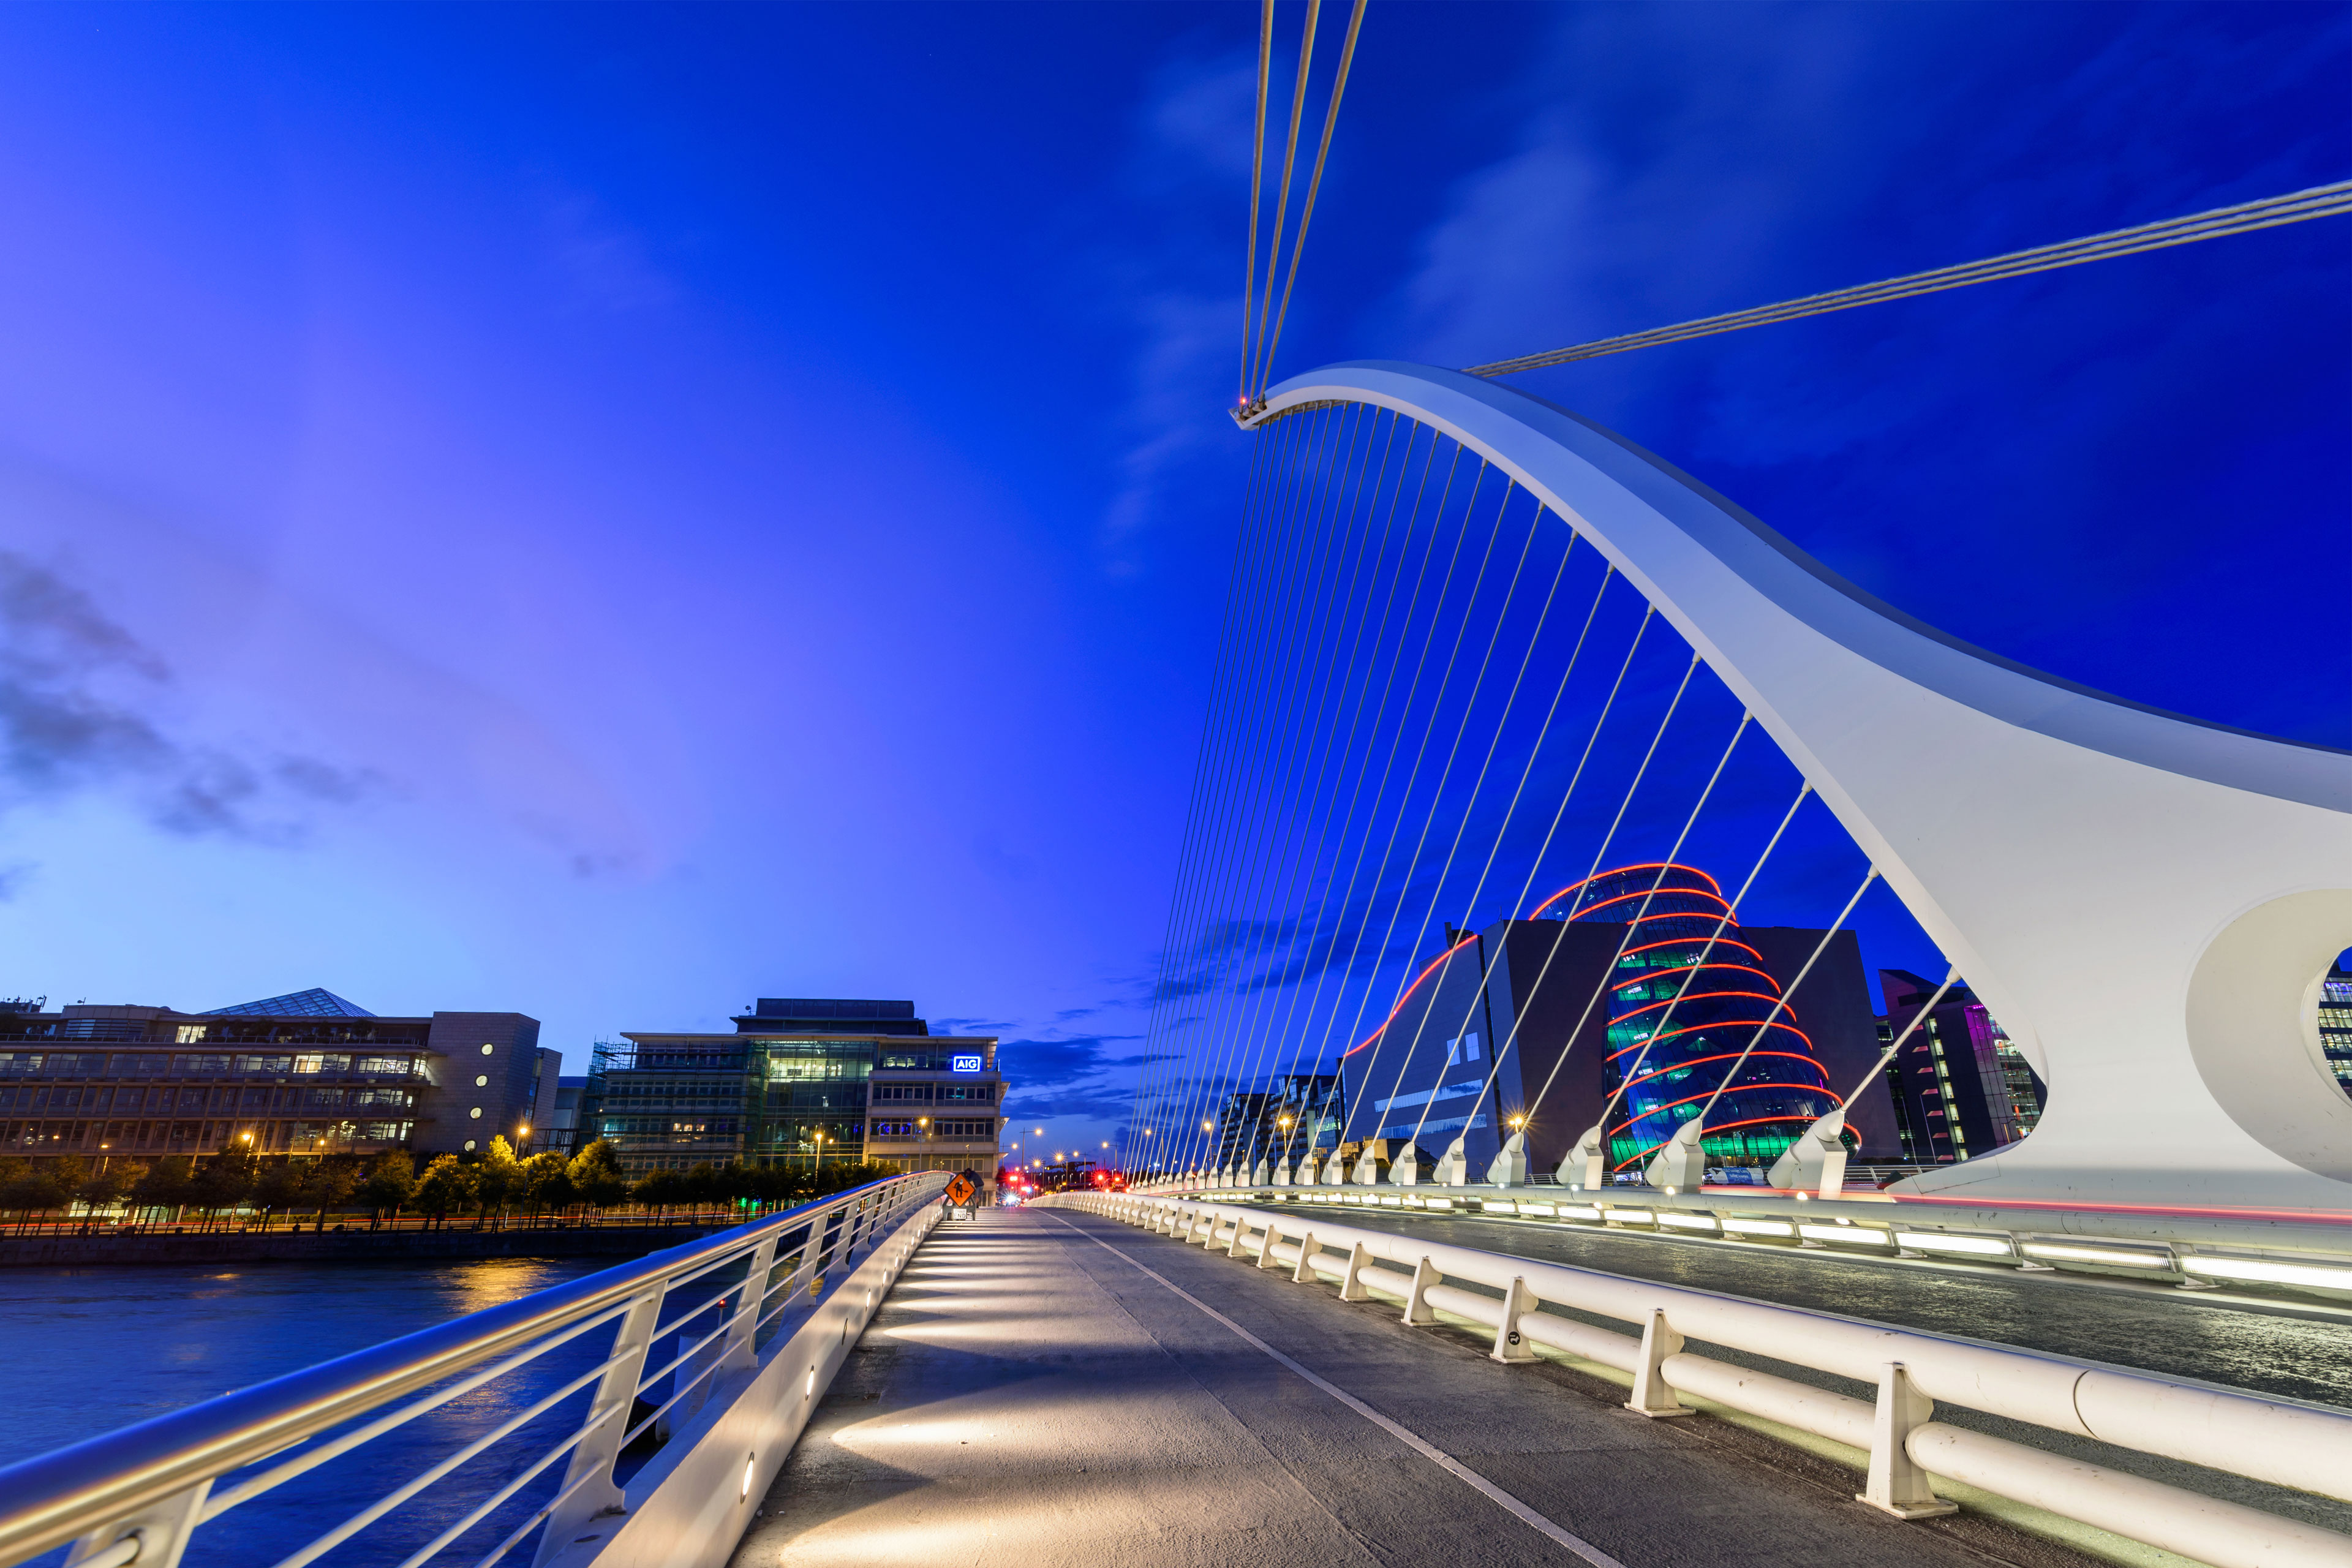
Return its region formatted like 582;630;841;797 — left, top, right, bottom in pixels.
473;1136;522;1229
520;1152;572;1220
3;1162;67;1234
251;1161;306;1229
361;1151;417;1227
567;1140;629;1214
132;1155;195;1223
300;1159;360;1232
192;1146;258;1229
413;1155;476;1229
78;1163;132;1215
99;1161;148;1221
632;1168;680;1219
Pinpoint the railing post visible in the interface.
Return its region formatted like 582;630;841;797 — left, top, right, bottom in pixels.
1490;1276;1538;1363
1226;1216;1251;1258
1625;1308;1691;1418
1339;1241;1373;1300
1401;1256;1440;1325
532;1281;666;1567
62;1479;209;1568
720;1232;782;1373
1291;1233;1320;1284
1858;1363;1956;1518
1256;1220;1287;1270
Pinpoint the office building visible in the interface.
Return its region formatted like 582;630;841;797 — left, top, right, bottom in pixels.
586;997;1004;1181
1879;970;2044;1163
2319;962;2352;1099
1337;863;1898;1179
1212;1072;1343;1172
0;989;548;1163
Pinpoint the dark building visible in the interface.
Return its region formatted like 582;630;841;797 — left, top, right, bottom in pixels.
1878;970;2044;1164
546;1074;588;1154
1212;1073;1343;1173
0;989;546;1163
1335;864;1899;1179
733;999;930;1038
589;997;1003;1182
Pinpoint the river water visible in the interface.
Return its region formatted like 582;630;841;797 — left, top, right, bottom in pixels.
1;1257;611;1567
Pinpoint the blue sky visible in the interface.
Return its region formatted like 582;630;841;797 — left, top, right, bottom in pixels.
0;3;2342;1165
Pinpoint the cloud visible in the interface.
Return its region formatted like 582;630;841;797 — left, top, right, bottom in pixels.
1088;49;1261;577
0;551;378;843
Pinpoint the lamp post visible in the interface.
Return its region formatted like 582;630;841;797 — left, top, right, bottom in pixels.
812;1129;828;1179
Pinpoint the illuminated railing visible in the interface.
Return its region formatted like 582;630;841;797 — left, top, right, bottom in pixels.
1052;1191;2352;1568
0;1170;948;1568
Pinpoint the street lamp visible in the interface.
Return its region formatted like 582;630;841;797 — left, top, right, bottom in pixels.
812;1130;828;1177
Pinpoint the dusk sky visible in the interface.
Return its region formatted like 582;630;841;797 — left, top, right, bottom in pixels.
0;2;2343;1163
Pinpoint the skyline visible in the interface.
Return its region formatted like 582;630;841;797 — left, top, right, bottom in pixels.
0;2;2343;1164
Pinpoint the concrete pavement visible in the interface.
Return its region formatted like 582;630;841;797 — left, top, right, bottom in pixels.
733;1206;2116;1568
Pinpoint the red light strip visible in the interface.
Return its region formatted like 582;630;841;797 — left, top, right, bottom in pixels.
1607;1086;1831;1140
1607;987;1792;1030
1341;934;1481;1057
1604;1018;1815;1060
1608;962;1778;998
1608;1112;1825;1169
1612;1050;1826;1097
1526;862;1729;922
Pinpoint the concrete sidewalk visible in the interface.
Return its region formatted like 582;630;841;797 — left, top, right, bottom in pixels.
733;1206;2106;1568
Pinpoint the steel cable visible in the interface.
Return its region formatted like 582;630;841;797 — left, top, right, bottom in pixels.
1463;179;2352;379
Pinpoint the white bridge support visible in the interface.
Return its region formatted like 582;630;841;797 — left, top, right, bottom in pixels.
1246;363;2352;1210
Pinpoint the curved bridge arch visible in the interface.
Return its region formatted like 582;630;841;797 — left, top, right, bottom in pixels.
1247;361;2352;1208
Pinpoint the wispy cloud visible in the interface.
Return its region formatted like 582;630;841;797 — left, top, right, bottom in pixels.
0;552;379;845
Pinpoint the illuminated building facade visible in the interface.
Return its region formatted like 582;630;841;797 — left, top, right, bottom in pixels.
1564;865;1835;1171
2319;961;2352;1099
1336;865;1894;1179
0;989;549;1163
1878;969;2044;1163
588;998;1002;1178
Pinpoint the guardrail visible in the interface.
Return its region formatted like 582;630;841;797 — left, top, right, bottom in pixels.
1047;1191;2352;1568
0;1170;950;1568
1123;1177;2352;1297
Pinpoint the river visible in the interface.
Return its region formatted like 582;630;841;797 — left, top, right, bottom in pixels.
0;1257;611;1567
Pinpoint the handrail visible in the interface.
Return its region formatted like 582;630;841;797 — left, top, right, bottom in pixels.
0;1170;949;1567
1058;1192;2352;1568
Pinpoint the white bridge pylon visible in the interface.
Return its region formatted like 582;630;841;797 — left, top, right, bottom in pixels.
1245;361;2352;1210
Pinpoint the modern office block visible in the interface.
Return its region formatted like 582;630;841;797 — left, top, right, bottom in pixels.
0;989;545;1162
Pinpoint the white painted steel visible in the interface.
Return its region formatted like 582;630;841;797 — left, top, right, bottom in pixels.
1242;363;2352;1210
0;1175;949;1568
1058;1193;2352;1568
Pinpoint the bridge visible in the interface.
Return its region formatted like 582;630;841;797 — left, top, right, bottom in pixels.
4;31;2350;1568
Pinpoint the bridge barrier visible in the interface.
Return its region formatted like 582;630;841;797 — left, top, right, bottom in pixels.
1046;1192;2352;1568
0;1172;950;1568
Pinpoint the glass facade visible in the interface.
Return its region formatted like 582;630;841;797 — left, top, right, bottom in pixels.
2319;964;2352;1101
1560;863;1834;1171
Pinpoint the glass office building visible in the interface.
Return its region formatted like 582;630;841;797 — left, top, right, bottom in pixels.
1562;864;1836;1172
590;999;1003;1178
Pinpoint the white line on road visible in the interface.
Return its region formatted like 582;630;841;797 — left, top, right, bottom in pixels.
1044;1212;1631;1568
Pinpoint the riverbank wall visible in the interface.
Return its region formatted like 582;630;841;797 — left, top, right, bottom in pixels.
0;1223;735;1268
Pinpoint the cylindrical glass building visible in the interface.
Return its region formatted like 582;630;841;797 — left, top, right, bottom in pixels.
1540;863;1833;1172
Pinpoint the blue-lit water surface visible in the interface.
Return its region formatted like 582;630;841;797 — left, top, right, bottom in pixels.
0;1259;619;1568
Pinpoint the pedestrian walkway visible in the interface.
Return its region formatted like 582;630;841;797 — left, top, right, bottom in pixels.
731;1206;2100;1568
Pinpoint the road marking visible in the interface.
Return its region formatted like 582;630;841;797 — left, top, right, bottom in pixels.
1044;1212;1630;1568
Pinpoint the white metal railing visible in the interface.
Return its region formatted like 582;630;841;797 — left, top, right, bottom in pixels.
0;1171;949;1568
1121;1176;2352;1296
1049;1192;2352;1568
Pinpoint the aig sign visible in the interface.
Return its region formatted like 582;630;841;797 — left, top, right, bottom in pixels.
951;1054;983;1074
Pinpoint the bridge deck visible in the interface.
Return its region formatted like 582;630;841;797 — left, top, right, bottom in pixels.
733;1207;2100;1568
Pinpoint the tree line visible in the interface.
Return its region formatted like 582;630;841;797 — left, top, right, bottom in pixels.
0;1139;907;1233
